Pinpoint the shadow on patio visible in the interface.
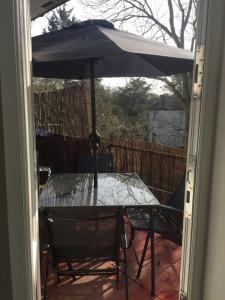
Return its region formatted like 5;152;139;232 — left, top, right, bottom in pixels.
42;231;181;300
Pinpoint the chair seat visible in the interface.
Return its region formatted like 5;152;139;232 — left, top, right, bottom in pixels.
129;213;172;234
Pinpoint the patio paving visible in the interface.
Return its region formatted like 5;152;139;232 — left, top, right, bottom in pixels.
42;231;181;300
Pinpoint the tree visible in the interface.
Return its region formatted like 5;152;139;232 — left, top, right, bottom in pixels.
112;78;150;115
33;4;77;92
80;80;124;138
90;80;129;139
87;78;154;140
111;78;152;140
43;4;76;33
79;0;198;145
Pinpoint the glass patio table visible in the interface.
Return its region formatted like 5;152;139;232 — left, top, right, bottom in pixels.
39;173;159;207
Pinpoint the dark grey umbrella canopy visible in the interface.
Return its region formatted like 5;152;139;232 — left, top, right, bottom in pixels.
32;19;194;79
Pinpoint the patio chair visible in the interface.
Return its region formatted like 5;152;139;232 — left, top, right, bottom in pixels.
38;166;51;294
43;206;128;300
77;153;113;173
127;177;185;296
38;166;51;190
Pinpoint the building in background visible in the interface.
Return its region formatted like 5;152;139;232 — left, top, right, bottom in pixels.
149;94;185;148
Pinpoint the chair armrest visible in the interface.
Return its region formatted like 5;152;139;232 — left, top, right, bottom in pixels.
159;204;183;214
39;166;51;176
147;186;173;195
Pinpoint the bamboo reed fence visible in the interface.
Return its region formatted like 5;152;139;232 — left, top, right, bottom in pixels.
37;134;187;204
34;84;91;138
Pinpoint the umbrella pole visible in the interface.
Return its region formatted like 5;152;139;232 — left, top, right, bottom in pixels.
90;61;98;188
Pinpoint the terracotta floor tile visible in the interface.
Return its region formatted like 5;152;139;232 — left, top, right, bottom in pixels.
42;231;181;300
157;289;179;300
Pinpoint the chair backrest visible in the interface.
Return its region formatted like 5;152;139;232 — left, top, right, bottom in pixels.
168;177;186;211
156;177;186;244
77;153;113;173
39;166;51;186
45;206;123;262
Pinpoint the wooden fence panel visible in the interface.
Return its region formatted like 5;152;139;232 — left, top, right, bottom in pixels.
102;138;187;203
36;135;90;173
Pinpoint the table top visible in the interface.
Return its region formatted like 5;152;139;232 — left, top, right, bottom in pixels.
39;173;159;207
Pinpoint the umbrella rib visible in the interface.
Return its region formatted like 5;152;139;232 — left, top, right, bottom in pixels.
97;26;126;55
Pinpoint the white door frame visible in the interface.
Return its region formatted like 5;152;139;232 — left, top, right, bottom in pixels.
180;0;225;299
0;0;39;299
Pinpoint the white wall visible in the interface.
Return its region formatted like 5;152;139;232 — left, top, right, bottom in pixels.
149;110;185;147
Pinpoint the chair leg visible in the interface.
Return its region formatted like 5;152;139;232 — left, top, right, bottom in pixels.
128;227;140;266
43;250;49;300
56;263;60;284
131;240;140;266
116;262;120;285
66;259;76;281
128;227;135;248
123;249;129;300
150;231;155;297
136;231;150;278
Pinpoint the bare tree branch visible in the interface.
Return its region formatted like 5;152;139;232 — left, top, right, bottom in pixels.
184;0;193;28
117;0;182;46
167;0;180;46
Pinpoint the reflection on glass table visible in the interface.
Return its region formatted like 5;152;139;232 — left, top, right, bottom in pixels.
39;173;159;207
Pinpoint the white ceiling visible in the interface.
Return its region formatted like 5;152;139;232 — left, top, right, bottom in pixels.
31;0;69;20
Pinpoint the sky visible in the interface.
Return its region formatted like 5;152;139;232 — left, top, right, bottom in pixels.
31;0;183;92
32;1;87;36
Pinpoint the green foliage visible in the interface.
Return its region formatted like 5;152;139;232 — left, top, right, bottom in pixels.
43;4;76;33
112;78;151;117
94;78;156;140
111;78;153;140
97;85;128;138
34;4;77;91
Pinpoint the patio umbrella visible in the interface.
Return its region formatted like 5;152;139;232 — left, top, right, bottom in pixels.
32;19;194;187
